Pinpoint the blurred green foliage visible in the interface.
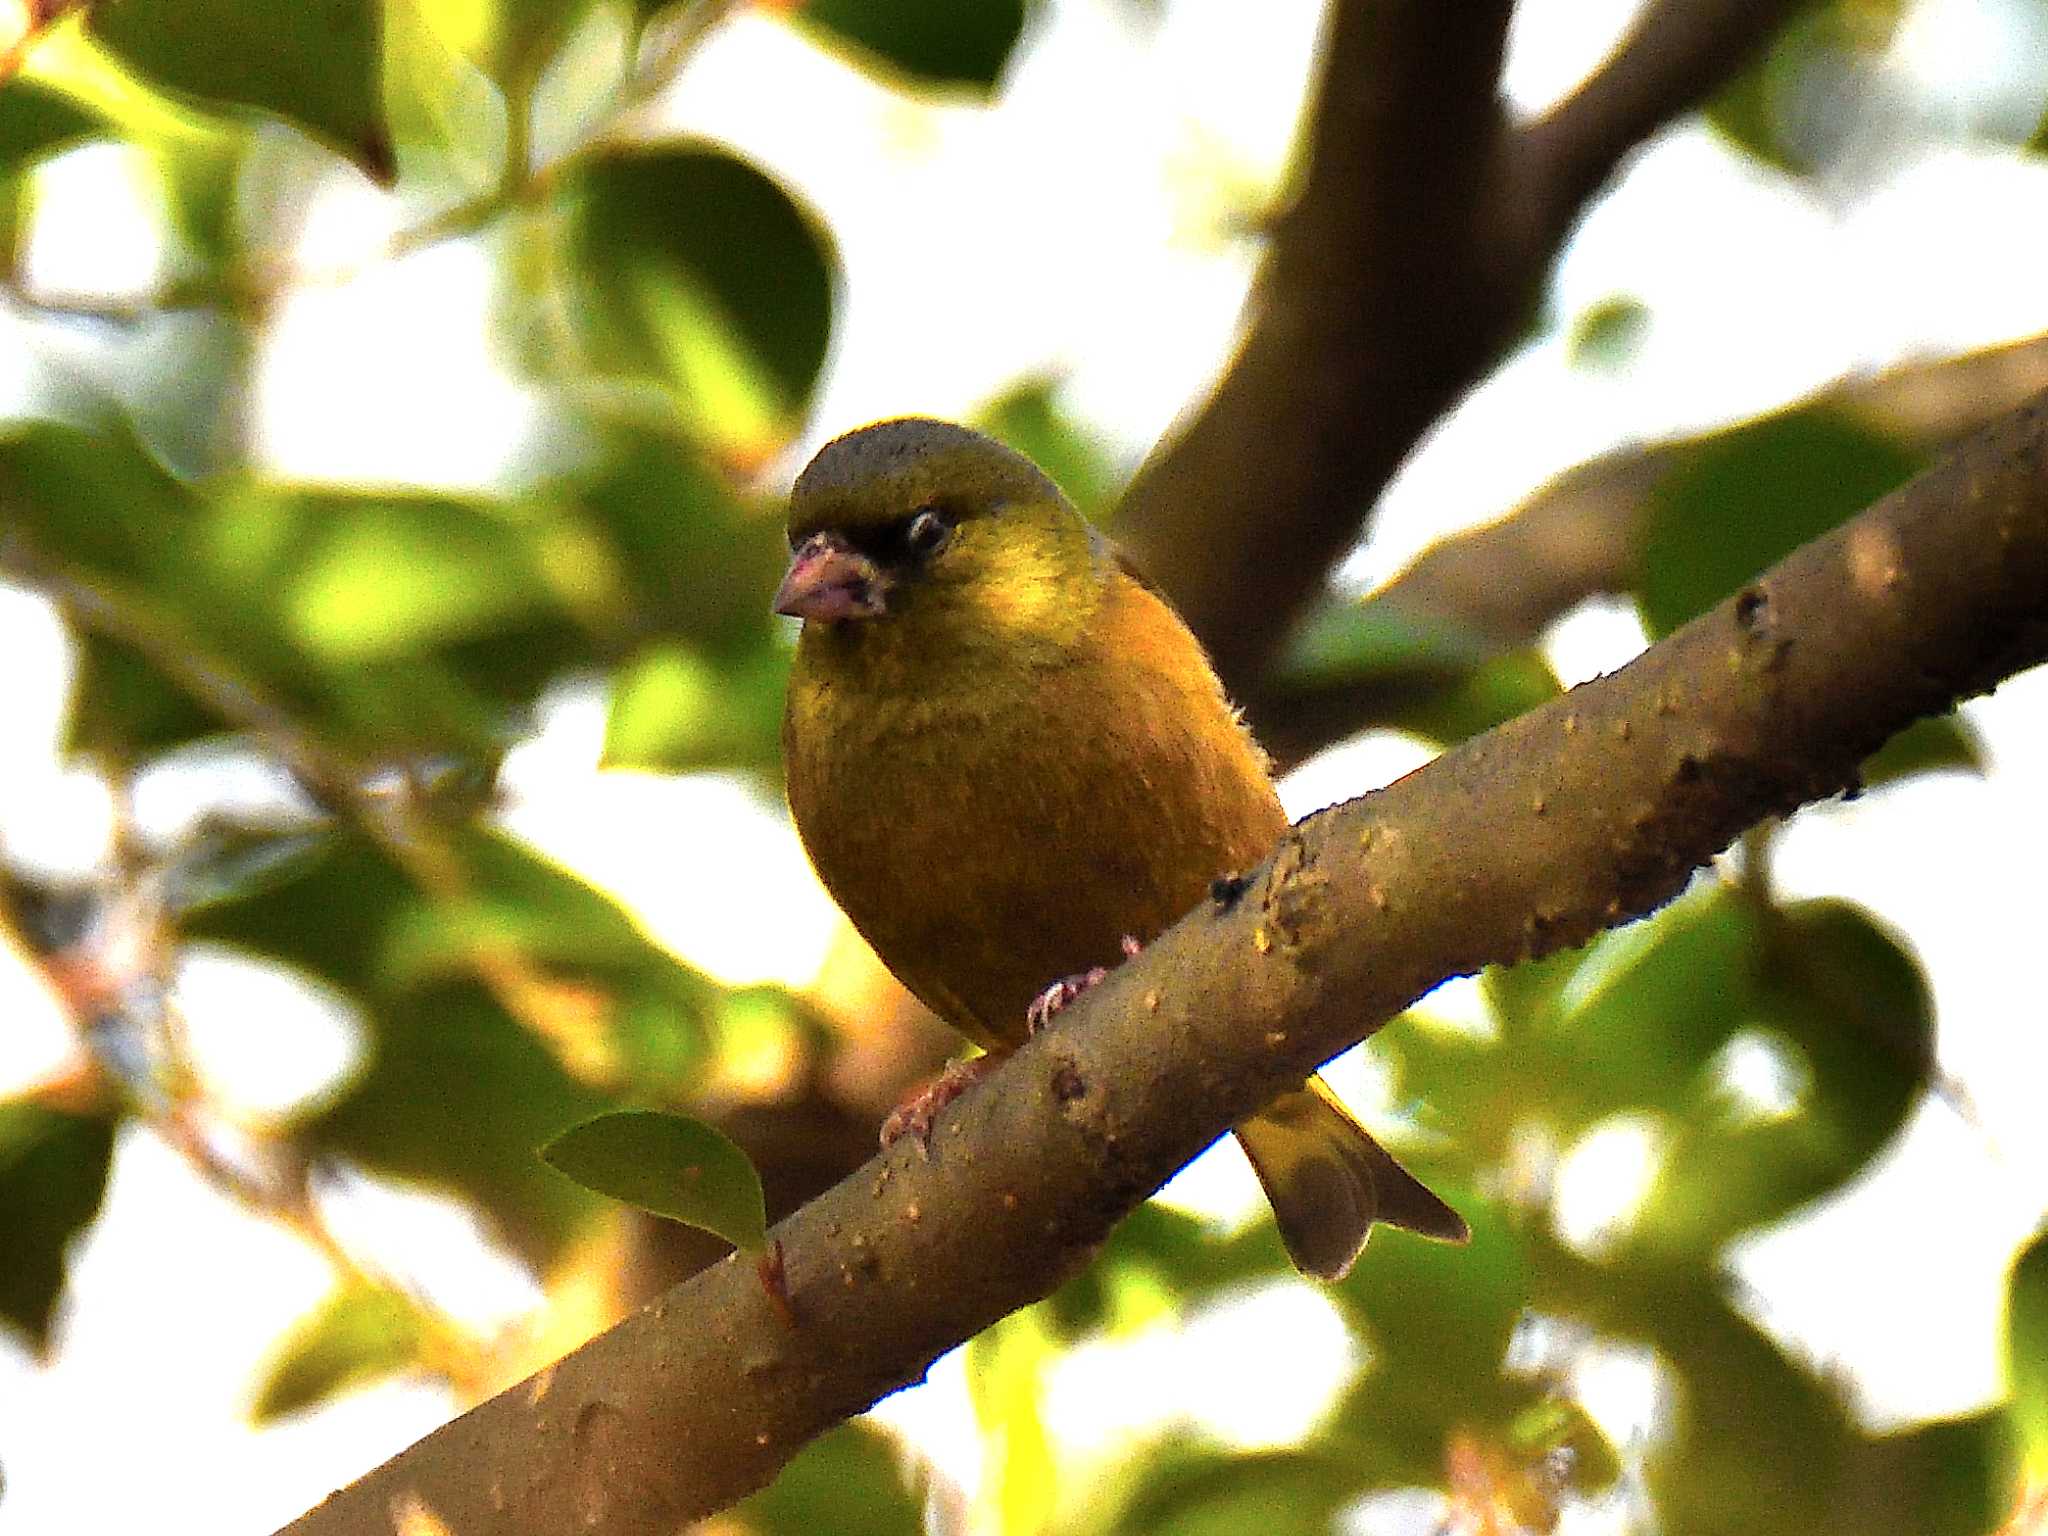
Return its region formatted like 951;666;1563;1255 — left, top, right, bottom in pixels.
1638;406;1927;639
2012;1229;2048;1471
795;0;1032;91
252;1284;433;1424
0;1;2037;1533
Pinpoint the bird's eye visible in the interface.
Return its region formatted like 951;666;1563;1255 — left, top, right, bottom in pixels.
904;507;953;558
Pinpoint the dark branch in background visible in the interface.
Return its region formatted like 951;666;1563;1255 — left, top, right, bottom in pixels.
1376;329;2048;649
1254;328;2048;766
1512;0;1813;240
1113;0;1806;714
279;394;2048;1536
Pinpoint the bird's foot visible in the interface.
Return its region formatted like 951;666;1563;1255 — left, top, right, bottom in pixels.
880;1055;1003;1151
1023;935;1143;1035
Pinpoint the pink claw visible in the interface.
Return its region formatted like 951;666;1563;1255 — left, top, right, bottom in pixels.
880;1056;1001;1151
1023;936;1144;1035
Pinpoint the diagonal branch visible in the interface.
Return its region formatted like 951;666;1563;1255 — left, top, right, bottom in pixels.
1114;0;1804;714
278;392;2048;1536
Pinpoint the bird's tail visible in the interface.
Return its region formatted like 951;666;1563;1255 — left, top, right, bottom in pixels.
1233;1075;1468;1281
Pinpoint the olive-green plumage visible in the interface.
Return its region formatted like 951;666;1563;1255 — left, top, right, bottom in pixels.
777;418;1466;1279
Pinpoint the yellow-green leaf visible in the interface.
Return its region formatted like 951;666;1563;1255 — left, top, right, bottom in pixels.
251;1284;429;1423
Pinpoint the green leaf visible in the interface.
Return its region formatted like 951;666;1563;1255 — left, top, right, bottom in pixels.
1274;597;1561;745
1337;1188;1525;1388
1647;1283;1867;1535
1638;406;1926;639
278;494;567;665
1859;712;1985;789
967;1305;1060;1536
1705;1;1907;176
2006;1228;2048;1468
1635;900;1932;1256
86;0;394;182
1376;1015;1523;1165
1481;942;1593;1038
564;410;788;654
603;640;788;777
0;415;196;581
541;1109;767;1251
183;827;721;1262
3;414;603;760
0;417;220;756
0;80;104;175
0;1104;116;1353
1383;650;1561;747
730;1422;923;1536
317;986;611;1263
1858;1411;2022;1536
383;0;510;197
975;378;1123;518
192;826;715;1078
1281;600;1494;686
1540;881;1765;1125
563;145;838;457
148;126;251;278
249;1284;429;1423
419;0;597;90
1566;295;1650;371
790;0;1030;93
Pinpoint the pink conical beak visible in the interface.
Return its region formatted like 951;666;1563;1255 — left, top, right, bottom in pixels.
773;532;890;621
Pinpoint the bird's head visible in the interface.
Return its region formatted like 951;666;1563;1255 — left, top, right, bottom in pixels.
775;418;1099;655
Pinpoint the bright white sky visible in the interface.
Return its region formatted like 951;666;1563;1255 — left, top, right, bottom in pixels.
2;1;2047;1532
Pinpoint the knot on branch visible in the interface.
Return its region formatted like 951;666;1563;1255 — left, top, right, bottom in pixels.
1263;829;1336;963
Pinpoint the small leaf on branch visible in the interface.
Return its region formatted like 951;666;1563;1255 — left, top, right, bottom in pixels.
1858;712;1984;789
541;1109;767;1253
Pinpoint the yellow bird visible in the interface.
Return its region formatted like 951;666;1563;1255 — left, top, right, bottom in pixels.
775;418;1466;1279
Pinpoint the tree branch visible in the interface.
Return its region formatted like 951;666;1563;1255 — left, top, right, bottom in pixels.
1113;0;1803;715
1247;328;2048;768
279;392;2048;1536
1516;0;1807;242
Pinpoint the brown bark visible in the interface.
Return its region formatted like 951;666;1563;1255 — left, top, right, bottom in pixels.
278;391;2048;1536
